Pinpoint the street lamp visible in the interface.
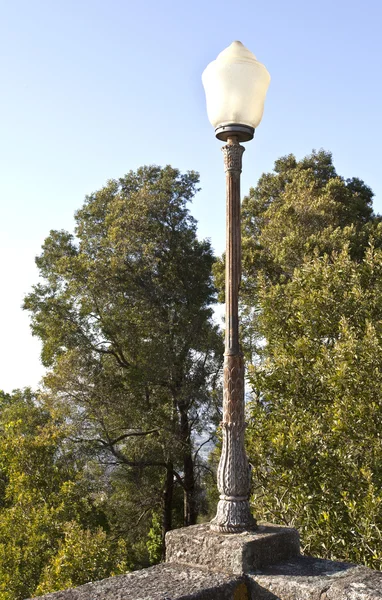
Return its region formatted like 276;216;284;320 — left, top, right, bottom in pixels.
202;41;270;533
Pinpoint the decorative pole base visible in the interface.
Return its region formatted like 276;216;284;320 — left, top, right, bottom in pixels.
211;353;255;533
211;497;256;533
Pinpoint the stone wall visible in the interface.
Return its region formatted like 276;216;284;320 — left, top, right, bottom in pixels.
30;524;382;600
29;557;382;600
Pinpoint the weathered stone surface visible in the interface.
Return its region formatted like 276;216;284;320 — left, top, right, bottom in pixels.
247;556;382;600
326;566;382;600
27;563;249;600
165;523;300;575
29;558;382;600
28;529;382;600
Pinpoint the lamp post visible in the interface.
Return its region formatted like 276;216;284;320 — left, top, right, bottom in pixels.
202;41;270;533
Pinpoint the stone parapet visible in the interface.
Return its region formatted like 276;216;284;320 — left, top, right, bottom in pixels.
29;526;382;600
27;563;249;600
248;555;382;600
29;556;382;600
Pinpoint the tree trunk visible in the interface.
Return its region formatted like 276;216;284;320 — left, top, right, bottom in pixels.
179;404;197;526
183;450;197;525
161;460;174;560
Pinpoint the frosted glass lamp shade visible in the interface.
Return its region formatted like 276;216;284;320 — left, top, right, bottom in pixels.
202;41;270;141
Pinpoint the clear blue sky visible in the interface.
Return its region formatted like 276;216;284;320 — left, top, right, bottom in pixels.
1;0;381;392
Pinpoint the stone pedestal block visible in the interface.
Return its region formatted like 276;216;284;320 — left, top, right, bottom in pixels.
166;523;300;575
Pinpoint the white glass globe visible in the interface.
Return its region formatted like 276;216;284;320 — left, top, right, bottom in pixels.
202;41;270;139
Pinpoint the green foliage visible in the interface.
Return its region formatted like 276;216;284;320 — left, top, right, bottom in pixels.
146;513;163;564
0;389;129;600
22;165;223;586
237;151;382;569
35;522;128;595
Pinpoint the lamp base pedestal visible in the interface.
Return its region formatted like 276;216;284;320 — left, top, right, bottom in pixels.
215;123;254;142
165;523;300;575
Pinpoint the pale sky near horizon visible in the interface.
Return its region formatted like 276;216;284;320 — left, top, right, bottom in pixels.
1;0;382;393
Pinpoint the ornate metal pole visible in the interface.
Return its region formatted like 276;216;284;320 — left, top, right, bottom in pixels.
211;136;256;533
202;40;269;533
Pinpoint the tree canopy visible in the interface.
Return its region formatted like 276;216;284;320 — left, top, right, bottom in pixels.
0;388;128;600
21;165;223;594
230;150;382;569
3;152;381;599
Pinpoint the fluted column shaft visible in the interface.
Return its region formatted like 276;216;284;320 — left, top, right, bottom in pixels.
211;136;255;533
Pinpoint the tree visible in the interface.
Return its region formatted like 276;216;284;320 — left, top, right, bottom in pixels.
0;389;127;600
35;523;127;595
228;151;382;568
24;165;223;557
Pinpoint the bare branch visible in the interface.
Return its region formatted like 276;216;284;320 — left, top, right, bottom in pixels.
193;435;215;463
172;469;185;489
99;438;167;469
109;429;160;445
